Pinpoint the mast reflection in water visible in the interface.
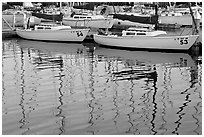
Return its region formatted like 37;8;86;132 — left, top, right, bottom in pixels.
2;39;202;135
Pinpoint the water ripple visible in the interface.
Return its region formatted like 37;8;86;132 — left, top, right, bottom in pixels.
2;39;202;135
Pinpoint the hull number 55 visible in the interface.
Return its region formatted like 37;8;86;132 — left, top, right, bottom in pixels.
76;31;83;37
71;31;83;37
179;37;189;46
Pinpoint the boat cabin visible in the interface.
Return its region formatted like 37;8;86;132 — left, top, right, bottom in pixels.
72;14;105;20
34;24;71;30
122;27;167;37
73;15;92;19
122;27;150;36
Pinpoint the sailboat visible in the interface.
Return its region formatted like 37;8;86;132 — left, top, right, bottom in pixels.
93;27;198;50
16;6;90;42
62;3;115;29
93;3;199;50
112;12;158;28
63;13;115;29
16;23;90;42
159;2;202;26
2;2;41;27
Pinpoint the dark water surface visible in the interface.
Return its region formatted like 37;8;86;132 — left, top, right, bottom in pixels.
2;38;202;135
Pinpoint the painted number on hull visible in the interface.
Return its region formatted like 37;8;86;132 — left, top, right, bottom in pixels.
179;37;189;46
76;31;83;37
71;31;83;37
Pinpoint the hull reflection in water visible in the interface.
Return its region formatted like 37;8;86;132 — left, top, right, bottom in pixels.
2;39;202;135
94;47;194;81
17;40;94;70
93;46;196;69
18;39;90;56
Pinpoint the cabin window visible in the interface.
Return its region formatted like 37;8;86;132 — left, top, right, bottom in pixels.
87;17;91;19
74;16;79;18
81;16;86;18
37;27;44;29
45;27;51;30
126;32;135;35
137;33;146;35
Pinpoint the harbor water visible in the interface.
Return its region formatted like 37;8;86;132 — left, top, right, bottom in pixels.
2;38;202;135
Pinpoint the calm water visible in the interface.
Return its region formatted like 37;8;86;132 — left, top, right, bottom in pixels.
2;38;202;135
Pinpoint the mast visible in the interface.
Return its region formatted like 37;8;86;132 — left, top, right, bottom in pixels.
154;2;159;30
188;2;199;34
112;2;116;14
60;2;62;25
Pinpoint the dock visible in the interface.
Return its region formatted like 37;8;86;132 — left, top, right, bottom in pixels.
2;29;17;38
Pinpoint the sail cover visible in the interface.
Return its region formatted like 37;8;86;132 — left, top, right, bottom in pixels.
31;12;63;22
23;2;34;7
112;14;158;24
2;3;13;11
73;3;95;10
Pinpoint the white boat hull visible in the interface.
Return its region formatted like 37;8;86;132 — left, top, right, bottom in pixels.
16;29;89;42
93;34;199;50
62;18;115;28
159;15;193;26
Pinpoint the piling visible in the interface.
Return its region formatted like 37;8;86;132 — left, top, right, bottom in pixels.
13;13;16;29
192;9;201;33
